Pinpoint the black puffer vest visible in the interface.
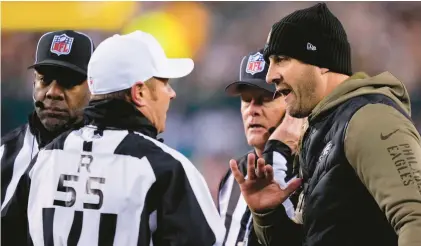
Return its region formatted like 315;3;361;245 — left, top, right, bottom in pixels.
299;94;410;246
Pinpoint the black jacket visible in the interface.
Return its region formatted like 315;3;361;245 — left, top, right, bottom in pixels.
251;72;421;246
252;94;415;246
299;94;406;246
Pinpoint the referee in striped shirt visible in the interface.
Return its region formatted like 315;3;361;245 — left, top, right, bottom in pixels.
1;30;94;246
218;49;304;246
6;31;225;246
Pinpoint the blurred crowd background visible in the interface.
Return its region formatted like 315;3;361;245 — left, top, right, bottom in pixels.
2;1;421;201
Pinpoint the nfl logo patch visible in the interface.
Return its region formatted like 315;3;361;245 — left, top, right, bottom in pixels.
246;52;265;75
50;34;74;56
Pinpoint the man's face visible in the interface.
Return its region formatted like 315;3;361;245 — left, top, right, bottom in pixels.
266;56;325;118
33;66;90;132
240;87;286;150
142;77;176;134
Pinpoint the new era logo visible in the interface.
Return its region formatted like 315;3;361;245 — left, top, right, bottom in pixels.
307;42;317;51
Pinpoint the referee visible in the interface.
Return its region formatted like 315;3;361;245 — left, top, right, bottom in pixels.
9;31;225;246
219;49;304;246
1;30;94;246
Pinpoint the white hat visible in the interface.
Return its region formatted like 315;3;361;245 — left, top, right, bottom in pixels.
87;31;194;95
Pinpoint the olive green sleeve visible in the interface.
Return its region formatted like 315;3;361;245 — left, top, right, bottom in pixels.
344;103;421;246
251;204;303;246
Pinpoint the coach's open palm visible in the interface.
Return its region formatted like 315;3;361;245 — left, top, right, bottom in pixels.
230;153;302;213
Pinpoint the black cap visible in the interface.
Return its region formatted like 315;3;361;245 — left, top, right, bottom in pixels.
263;3;352;76
225;49;276;96
28;30;94;76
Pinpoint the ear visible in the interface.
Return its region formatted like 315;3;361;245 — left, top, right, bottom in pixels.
130;82;147;107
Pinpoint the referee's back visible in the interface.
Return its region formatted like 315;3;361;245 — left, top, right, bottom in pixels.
26;120;224;246
7;30;225;246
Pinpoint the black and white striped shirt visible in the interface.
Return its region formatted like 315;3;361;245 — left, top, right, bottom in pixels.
218;140;298;246
1;112;85;210
6;124;226;246
1;124;40;246
1;124;39;209
1;112;86;246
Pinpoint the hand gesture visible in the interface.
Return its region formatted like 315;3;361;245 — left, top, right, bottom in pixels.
230;153;302;213
270;114;307;154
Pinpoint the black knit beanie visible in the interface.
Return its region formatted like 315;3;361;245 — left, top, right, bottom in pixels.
263;3;352;75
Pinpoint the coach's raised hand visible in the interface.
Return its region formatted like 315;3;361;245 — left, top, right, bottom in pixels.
230;153;302;213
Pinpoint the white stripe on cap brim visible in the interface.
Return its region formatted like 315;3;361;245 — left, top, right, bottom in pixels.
153;58;194;79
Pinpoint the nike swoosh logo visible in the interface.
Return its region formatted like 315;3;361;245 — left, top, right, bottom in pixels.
380;129;399;140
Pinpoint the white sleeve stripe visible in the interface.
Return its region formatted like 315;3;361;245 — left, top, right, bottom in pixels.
1;126;38;211
0;144;5;159
218;174;234;222
272;151;296;219
149;210;157;233
134;132;225;246
224;192;247;246
148;210;157;246
273;151;288;187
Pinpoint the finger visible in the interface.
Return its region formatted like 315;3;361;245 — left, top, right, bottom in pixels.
264;164;274;181
256;157;266;178
283;178;302;196
247;153;257;180
230;159;245;185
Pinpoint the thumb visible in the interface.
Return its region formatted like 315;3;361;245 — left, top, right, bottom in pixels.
283;178;302;196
